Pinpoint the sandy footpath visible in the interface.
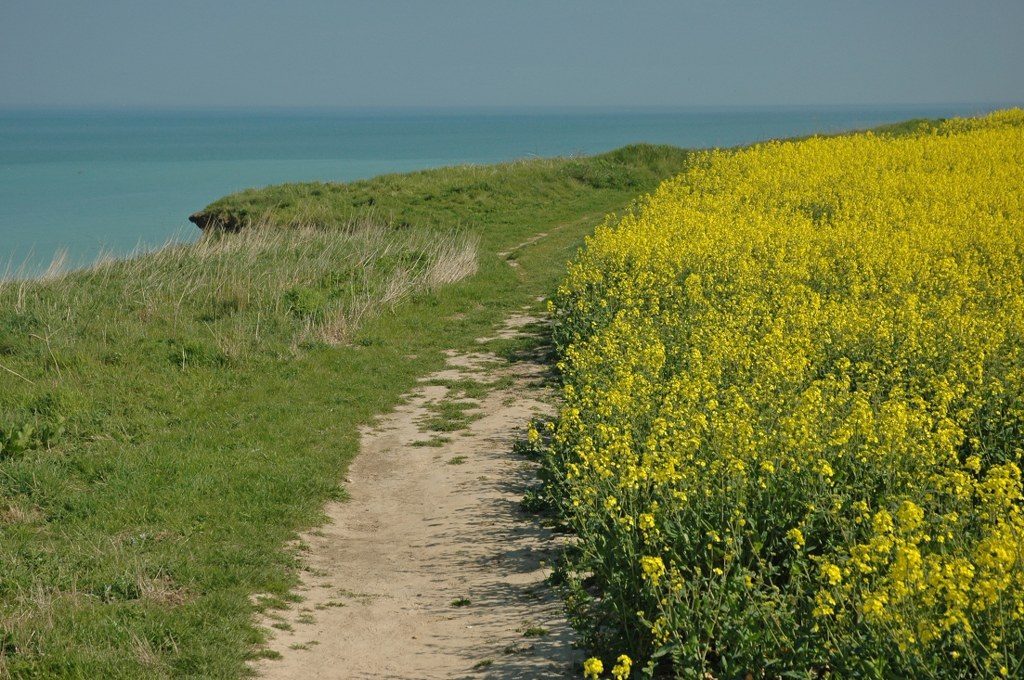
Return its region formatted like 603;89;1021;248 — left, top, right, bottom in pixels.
252;315;579;679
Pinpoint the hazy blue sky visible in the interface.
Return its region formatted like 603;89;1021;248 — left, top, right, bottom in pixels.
1;0;1021;109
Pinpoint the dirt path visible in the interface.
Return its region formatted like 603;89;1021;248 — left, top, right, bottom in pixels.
253;314;579;679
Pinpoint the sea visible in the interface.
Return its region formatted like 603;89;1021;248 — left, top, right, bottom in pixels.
0;104;1011;277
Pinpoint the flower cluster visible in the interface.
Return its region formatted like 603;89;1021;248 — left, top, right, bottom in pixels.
547;110;1024;677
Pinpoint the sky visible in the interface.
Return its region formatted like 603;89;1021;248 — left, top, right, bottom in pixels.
1;0;1022;109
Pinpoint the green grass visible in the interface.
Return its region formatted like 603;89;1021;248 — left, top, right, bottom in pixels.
0;143;690;677
410;435;451;448
421;398;481;433
196;144;692;235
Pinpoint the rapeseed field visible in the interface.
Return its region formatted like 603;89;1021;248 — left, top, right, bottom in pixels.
543;110;1024;677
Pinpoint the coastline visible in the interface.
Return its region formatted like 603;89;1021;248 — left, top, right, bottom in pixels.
4;103;1012;278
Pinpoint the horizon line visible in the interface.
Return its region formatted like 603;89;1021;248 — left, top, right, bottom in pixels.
1;101;1020;115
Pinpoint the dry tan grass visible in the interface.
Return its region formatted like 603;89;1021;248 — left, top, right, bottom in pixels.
136;575;191;607
1;215;479;354
317;227;479;343
0;504;42;525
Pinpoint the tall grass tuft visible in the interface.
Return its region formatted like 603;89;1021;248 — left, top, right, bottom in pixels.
1;215;477;353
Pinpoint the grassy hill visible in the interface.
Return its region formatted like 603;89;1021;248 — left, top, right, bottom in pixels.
0;144;689;677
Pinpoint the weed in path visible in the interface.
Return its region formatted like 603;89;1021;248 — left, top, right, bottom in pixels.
411;435;451;447
420;398;482;433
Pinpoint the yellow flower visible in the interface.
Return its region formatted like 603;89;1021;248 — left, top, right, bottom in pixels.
896;500;924;532
640;556;666;584
583;657;604;679
862;593;889;621
821;561;842;586
813;590;836;617
787;528;805;549
612;654;632;679
872;509;894;535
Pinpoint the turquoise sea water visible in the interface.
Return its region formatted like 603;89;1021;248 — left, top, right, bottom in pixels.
0;105;1009;276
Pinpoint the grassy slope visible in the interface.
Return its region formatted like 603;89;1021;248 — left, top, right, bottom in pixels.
0;144;690;678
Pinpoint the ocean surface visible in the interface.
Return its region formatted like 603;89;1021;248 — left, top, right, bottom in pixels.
0;104;1010;276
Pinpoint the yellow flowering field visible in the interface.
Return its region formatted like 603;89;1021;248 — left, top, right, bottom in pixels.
541;110;1024;677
